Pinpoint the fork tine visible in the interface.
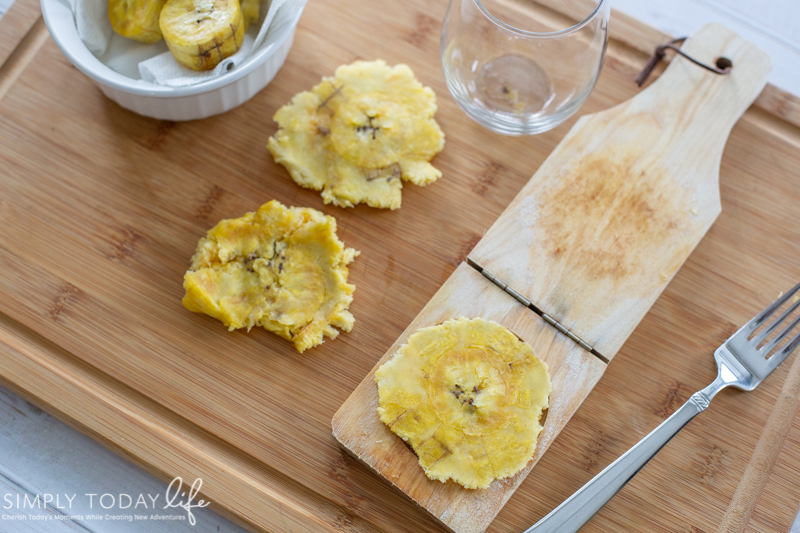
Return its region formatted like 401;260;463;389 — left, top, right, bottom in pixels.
753;297;800;346
767;326;800;372
762;312;800;358
745;280;800;333
783;330;800;359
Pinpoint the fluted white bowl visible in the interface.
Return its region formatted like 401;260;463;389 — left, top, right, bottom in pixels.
41;0;304;121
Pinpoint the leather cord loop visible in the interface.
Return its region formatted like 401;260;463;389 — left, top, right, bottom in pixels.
635;37;732;87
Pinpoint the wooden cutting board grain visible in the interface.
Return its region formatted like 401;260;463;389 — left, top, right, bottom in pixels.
0;1;798;533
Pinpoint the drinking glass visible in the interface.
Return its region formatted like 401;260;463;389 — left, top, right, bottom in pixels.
441;0;610;135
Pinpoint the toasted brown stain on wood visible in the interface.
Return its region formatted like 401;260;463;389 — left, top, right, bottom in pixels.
333;509;357;531
106;225;143;261
655;379;688;419
48;282;80;321
405;13;438;48
535;151;691;289
196;184;225;222
581;428;617;474
471;162;500;196
141;120;176;151
697;444;727;486
471;161;525;197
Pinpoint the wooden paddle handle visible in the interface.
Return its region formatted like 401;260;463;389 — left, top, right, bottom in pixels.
601;23;773;161
717;353;800;533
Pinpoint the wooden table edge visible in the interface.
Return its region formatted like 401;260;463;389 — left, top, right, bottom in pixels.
0;310;380;533
0;0;45;101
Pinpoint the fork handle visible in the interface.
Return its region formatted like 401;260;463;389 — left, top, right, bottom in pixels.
525;391;712;533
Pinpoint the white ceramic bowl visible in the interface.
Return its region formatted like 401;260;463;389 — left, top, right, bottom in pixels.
41;0;305;121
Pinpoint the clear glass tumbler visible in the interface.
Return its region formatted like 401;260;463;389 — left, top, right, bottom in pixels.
441;0;610;135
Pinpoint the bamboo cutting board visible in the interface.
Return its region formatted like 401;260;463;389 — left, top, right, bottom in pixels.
0;1;799;533
332;24;771;533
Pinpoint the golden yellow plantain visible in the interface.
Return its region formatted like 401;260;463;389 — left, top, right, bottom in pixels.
267;61;445;210
376;318;551;489
240;0;260;28
108;0;168;44
159;0;245;71
182;200;359;353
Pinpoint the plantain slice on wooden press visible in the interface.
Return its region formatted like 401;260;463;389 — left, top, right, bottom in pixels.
332;24;771;533
375;317;552;490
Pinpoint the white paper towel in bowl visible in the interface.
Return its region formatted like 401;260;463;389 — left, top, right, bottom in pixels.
69;0;292;87
67;0;112;55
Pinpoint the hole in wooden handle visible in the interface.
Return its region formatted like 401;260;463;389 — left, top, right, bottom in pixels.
715;57;733;71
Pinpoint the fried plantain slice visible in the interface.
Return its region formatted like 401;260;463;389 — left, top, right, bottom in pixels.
375;318;551;489
268;60;445;210
183;200;359;352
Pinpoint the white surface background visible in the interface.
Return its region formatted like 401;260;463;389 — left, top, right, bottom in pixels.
613;0;800;97
0;1;799;532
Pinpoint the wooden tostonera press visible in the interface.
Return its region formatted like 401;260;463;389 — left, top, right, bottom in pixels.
333;24;772;533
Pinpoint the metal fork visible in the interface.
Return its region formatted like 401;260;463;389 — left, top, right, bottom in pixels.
527;281;800;533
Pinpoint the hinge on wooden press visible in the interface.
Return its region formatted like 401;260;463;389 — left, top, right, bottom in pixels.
473;263;599;356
